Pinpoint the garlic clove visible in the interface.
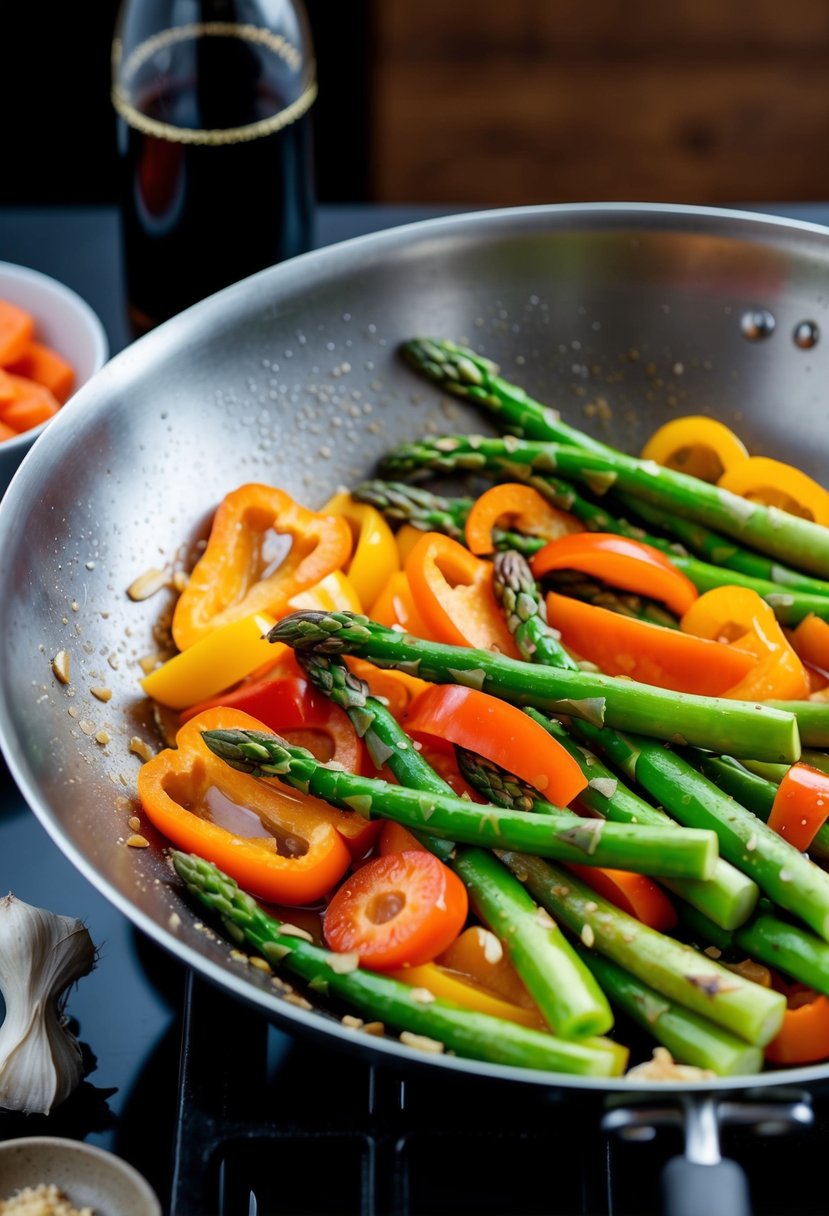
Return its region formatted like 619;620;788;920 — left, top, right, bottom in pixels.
0;893;96;1115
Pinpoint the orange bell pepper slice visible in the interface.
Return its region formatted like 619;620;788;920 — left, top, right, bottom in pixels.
322;850;468;970
437;925;540;1012
378;819;426;855
546;592;759;696
681;586;810;701
405;531;519;655
640;416;748;483
369;570;433;638
171;484;353;651
404;684;587;807
137;707;357;903
765;985;829;1065
791;614;829;676
565;864;677;932
464;483;581;556
531;533;698;616
718;456;829;526
767;762;829;852
395;523;426;565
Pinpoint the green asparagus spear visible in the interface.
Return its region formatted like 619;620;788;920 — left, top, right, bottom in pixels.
765;701;829;748
679;902;829;998
400;338;617;455
269;611;800;762
491;550;580;669
498;853;785;1047
170;851;623;1075
379;433;829;579
571;721;829;943
297;652;613;1037
572;946;763;1076
201;727;717;880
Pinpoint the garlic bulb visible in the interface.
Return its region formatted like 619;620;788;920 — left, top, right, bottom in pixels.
0;893;96;1115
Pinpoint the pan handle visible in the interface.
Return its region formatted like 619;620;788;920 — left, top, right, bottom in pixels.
660;1158;750;1216
661;1095;751;1216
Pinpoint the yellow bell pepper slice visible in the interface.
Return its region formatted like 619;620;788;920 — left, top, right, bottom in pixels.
288;571;363;614
388;962;546;1028
395;523;425;565
322;492;400;609
141;612;282;709
680;586;810;701
640;416;748;483
717;456;829;525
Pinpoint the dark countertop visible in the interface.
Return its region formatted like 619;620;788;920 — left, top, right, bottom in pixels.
3;199;829;1212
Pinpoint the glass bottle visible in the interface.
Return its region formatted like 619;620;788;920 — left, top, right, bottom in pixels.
112;0;316;334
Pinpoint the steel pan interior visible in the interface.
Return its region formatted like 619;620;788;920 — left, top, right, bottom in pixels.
2;202;829;1093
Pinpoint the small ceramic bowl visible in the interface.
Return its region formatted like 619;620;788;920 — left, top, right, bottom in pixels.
0;1137;161;1216
0;261;108;495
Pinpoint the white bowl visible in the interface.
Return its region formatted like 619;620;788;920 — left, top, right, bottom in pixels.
0;1137;161;1216
0;261;108;494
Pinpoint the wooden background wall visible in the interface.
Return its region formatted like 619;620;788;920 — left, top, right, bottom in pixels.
369;0;829;206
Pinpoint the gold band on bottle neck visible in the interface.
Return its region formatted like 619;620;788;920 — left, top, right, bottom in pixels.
112;22;316;146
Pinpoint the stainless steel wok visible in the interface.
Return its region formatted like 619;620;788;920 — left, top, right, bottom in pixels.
1;203;828;1212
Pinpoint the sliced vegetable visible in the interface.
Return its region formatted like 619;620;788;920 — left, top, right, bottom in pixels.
395;523;426;565
322;492;400;610
5;341;74;403
369;570;433;638
0;300;34;365
640;416;748;483
531;533;698;616
404;683;587;807
405;531;519;655
546;592;758;696
437;925;538;1010
764;987;829;1065
718;456;829;526
141;613;281;710
322;849;468;970
137;708;353;905
388;962;546;1029
767;763;829;852
464;482;580;556
565;864;678;932
378;820;425;855
172;484;353;650
288;571;363;614
0;374;60;433
681;586;810;701
792;614;829;675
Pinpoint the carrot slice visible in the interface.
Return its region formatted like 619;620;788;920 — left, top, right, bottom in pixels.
0;301;35;365
0;374;59;434
6;341;75;404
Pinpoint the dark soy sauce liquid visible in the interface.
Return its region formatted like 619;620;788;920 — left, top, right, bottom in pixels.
117;29;314;332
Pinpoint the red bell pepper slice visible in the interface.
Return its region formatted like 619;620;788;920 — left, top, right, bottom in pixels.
404;684;587;807
531;532;698;616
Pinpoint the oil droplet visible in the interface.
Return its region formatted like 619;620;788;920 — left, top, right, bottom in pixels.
740;308;776;340
793;320;820;349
